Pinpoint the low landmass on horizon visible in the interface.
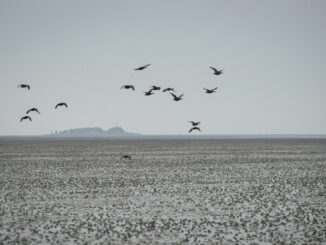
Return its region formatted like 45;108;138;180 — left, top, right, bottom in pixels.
47;127;141;137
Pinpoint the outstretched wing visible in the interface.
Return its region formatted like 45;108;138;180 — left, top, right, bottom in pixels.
63;103;68;108
27;85;30;90
170;93;178;99
179;94;184;98
55;104;59;109
17;84;22;88
189;128;193;133
131;85;135;91
210;67;218;73
26;109;31;114
120;85;126;89
213;87;218;91
135;64;150;70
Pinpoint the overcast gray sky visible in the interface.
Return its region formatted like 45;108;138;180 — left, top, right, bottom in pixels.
0;0;325;135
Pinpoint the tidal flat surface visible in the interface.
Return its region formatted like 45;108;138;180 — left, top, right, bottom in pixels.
0;138;326;244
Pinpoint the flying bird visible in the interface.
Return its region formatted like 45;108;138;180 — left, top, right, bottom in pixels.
144;89;154;96
20;116;32;122
204;87;218;94
189;121;200;126
17;84;30;90
26;108;40;115
210;67;223;75
189;127;201;133
150;85;161;91
170;93;183;101
121;154;132;160
121;85;135;91
55;102;68;109
134;64;151;71
162;88;175;92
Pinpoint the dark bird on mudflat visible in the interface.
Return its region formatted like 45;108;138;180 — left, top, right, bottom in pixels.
121;85;135;91
26;108;40;115
17;84;30;90
150;85;161;91
121;154;131;160
189;127;201;133
55;102;68;109
204;87;218;94
162;88;175;93
210;67;223;75
134;64;150;71
189;121;200;126
144;89;154;96
20;116;32;122
170;93;183;101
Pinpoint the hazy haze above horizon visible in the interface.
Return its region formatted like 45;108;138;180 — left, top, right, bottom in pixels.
0;0;325;135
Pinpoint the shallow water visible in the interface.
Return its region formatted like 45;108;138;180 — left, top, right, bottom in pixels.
0;138;326;244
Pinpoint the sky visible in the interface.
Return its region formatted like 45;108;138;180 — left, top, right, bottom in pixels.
0;0;325;135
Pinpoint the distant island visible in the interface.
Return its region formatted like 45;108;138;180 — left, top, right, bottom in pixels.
47;127;141;137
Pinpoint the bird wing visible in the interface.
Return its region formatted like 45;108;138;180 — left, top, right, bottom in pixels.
203;88;208;91
210;67;218;73
189;128;193;133
20;117;24;122
28;116;32;121
17;84;22;88
55;104;59;109
145;64;150;67
179;94;184;98
213;87;218;91
27;85;30;90
120;85;126;89
189;121;195;124
197;127;201;131
63;103;68;107
131;86;135;91
170;93;177;99
26;109;31;114
35;109;40;114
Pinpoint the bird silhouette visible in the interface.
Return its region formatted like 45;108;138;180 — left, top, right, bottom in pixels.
55;102;68;109
121;154;131;160
121;85;135;91
210;67;223;75
189;127;201;133
189;121;200;126
26;108;40;115
204;87;218;94
144;89;154;96
170;93;183;101
150;85;161;91
17;84;30;90
162;88;175;92
20;116;32;122
134;64;150;71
